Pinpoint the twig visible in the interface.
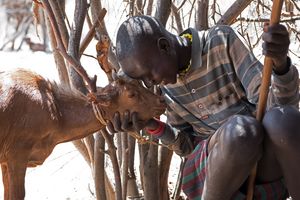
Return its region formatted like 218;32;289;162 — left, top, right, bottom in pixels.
187;0;196;27
171;3;183;33
0;16;33;51
289;49;300;59
82;53;98;60
252;23;262;48
86;12;93;29
176;0;188;11
236;16;300;23
291;0;300;12
79;8;107;56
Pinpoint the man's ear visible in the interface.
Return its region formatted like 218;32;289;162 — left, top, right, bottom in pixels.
157;37;171;54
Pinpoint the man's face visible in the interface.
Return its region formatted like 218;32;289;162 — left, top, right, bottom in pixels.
120;44;178;88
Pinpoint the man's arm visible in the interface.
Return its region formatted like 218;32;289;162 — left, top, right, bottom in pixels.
153;107;196;157
106;106;196;157
227;24;299;109
262;23;299;108
145;118;195;157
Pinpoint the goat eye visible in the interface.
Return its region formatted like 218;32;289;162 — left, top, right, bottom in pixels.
128;91;136;98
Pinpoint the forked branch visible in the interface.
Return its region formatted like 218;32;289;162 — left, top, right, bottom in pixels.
40;0;97;93
79;8;107;56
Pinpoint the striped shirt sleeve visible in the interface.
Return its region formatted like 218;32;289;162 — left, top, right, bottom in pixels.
227;27;299;109
270;61;299;108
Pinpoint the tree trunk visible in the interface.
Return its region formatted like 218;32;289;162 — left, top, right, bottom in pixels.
127;136;139;198
158;146;173;200
116;133;123;168
135;0;143;15
40;8;49;51
84;134;95;169
45;10;70;87
146;0;154;15
140;135;159;200
217;0;254;25
155;0;172;26
171;4;183;33
48;0;69;48
94;132;107;200
72;139;91;166
196;0;209;30
101;129;123;200
121;132;129;199
67;0;88;93
105;172;116;200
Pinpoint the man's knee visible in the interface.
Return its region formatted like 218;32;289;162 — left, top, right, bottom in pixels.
263;106;300;147
223;115;264;158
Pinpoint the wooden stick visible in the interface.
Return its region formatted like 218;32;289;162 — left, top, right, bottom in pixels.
79;8;107;57
246;0;284;199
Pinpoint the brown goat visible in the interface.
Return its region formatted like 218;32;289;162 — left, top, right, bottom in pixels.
0;69;166;200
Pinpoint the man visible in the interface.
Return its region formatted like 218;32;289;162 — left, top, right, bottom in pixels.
107;15;300;199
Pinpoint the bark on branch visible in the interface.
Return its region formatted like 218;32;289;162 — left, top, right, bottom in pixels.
79;8;107;56
41;0;97;93
217;0;253;25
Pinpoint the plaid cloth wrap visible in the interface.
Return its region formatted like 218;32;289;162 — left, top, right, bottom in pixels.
182;140;288;200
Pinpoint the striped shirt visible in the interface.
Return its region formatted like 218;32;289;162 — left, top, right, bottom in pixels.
158;25;299;155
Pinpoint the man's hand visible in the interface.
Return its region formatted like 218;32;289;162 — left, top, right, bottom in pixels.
262;23;290;75
106;110;160;133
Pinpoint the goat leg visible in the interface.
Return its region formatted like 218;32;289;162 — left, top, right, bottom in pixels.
6;159;28;200
1;163;10;200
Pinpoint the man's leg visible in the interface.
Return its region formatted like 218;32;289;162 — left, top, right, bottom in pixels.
202;115;264;200
263;106;300;199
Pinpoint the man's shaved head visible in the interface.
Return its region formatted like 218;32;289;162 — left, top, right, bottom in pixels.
116;15;167;62
115;15;184;87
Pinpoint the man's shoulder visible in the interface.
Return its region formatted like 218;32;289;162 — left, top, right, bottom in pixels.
206;25;235;38
185;25;236;35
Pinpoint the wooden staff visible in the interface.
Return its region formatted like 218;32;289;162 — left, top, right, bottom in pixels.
246;0;284;199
